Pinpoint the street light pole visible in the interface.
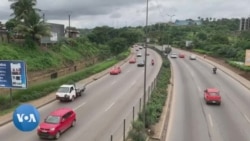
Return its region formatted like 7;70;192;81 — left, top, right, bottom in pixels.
68;14;71;38
167;14;175;47
143;0;149;129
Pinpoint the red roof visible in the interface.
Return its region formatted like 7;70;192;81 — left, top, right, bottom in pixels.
50;108;73;117
207;88;219;93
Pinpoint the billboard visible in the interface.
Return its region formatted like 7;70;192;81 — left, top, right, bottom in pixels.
0;60;27;89
245;50;250;66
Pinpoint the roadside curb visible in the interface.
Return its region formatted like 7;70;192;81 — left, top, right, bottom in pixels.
0;52;133;127
175;48;250;90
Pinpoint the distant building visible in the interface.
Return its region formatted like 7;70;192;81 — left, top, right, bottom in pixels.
40;23;65;44
239;17;250;31
65;27;80;38
175;19;202;26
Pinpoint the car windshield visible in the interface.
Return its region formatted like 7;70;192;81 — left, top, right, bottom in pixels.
57;87;70;93
209;92;219;96
45;115;61;124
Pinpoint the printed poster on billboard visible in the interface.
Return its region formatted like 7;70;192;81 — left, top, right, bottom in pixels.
245;50;250;66
0;60;27;89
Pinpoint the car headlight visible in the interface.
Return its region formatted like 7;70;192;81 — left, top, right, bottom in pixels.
50;128;55;131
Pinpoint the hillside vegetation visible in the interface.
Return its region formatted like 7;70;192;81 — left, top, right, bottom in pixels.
148;18;250;62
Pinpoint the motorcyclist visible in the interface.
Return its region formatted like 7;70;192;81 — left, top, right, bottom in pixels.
213;66;217;73
151;59;154;65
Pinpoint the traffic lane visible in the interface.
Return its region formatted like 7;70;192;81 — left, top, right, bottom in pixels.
194;58;250;117
57;49;161;141
190;58;250;118
0;63;146;141
0;50;160;141
45;50;162;141
186;58;250;141
166;58;211;141
0;57;145;140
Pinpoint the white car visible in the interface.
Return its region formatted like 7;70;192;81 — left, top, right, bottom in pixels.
137;52;142;57
189;54;196;60
170;53;178;58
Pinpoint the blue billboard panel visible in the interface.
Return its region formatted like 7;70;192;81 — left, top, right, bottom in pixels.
0;60;27;89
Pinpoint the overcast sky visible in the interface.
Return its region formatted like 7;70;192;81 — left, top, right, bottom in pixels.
0;0;249;28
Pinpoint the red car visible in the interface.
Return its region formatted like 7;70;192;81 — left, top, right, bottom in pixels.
129;57;136;63
37;108;76;139
204;88;221;105
179;53;185;58
110;66;121;75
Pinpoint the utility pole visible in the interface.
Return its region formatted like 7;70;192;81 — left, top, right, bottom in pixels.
68;14;71;38
143;0;149;129
42;13;45;22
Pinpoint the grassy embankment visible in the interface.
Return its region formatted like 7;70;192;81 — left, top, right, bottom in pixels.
0;42;130;114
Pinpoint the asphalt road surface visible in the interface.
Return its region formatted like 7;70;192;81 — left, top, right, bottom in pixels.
166;49;250;141
0;47;162;141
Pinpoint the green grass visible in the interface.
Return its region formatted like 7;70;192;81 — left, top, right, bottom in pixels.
193;48;213;55
0;41;102;71
226;60;250;72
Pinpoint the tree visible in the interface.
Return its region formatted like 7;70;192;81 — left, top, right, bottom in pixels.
108;37;128;55
14;12;51;44
9;0;40;22
9;0;50;45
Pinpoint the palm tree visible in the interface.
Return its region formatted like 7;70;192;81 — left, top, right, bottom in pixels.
9;0;50;45
9;0;40;21
14;12;51;44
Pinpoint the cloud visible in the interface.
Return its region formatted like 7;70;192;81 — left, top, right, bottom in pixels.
0;0;249;28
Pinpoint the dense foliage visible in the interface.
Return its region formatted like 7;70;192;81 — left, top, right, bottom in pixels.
148;18;250;61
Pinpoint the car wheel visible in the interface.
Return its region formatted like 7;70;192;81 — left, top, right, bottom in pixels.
218;102;221;105
55;132;60;139
71;120;76;127
206;101;209;105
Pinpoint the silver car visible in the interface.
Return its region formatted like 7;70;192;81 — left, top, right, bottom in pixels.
170;53;178;58
189;54;196;60
137;60;145;67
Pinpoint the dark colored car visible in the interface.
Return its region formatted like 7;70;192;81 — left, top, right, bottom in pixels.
37;108;76;139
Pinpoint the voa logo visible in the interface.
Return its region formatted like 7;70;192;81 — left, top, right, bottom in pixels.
13;104;40;132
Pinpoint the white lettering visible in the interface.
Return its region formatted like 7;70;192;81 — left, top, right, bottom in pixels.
28;114;36;122
17;114;24;122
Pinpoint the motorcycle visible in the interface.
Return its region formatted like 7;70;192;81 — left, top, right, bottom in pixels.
213;68;217;74
151;60;154;66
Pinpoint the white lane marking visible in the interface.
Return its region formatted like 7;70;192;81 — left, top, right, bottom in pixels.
208;114;214;127
244;114;250;123
198;86;202;92
105;102;115;112
74;102;86;111
111;81;117;85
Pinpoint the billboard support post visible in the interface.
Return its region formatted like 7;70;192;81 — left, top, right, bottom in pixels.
10;88;12;105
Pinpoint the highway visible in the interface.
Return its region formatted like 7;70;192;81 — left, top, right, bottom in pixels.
0;47;162;141
166;48;250;141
